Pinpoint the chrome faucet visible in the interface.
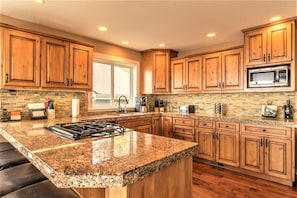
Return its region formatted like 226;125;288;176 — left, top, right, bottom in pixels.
118;95;129;113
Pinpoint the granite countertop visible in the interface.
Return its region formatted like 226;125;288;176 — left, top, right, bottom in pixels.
0;117;198;188
160;112;297;128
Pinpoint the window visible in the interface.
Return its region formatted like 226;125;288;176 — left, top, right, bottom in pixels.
90;55;138;110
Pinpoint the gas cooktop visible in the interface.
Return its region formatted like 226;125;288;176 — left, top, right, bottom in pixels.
47;120;126;140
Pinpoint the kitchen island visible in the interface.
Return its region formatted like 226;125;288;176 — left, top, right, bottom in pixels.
0;117;198;198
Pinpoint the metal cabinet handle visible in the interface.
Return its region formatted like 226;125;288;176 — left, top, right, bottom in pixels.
260;138;263;147
263;54;266;62
262;129;266;132
222;82;225;89
265;139;268;147
225;125;229;128
66;78;69;86
268;53;271;62
70;79;73;86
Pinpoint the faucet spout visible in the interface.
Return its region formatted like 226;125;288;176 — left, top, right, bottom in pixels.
118;95;129;113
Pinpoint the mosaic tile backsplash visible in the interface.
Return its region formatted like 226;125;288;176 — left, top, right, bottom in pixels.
1;90;296;120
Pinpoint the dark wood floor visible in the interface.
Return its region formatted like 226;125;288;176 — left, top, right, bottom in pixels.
192;162;297;198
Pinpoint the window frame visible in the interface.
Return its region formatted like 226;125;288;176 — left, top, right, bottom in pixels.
88;52;140;112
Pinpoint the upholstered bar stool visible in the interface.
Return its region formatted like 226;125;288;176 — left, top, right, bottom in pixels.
2;180;80;198
0;163;47;196
0;149;28;170
0;142;14;152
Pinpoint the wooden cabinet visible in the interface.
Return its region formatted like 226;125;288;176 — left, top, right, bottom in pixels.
240;124;293;180
162;116;172;137
2;28;41;88
172;117;195;142
171;56;202;93
41;37;92;90
152;116;161;135
196;120;216;160
196;120;240;167
203;48;243;91
117;117;152;134
1;24;93;90
243;21;293;66
140;49;178;94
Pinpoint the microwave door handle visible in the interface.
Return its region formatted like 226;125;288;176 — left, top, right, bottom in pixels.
275;70;279;82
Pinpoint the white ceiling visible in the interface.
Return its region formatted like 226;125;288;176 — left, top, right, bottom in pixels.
0;0;296;54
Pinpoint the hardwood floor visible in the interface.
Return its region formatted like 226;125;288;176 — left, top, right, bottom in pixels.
192;162;297;198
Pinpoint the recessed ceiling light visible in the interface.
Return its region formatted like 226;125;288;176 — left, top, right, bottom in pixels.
97;26;107;32
207;33;216;37
158;43;166;47
34;0;45;3
270;16;282;22
122;41;129;45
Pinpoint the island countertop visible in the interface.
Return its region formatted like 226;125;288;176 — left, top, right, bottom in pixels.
0;117;198;188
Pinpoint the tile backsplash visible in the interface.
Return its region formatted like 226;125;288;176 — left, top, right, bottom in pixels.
145;91;297;119
0;90;88;120
1;89;296;120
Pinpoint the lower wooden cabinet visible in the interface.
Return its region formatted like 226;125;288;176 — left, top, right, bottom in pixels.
172;118;195;142
152;116;161;135
117;117;152;134
196;120;240;167
162;116;173;137
240;124;293;180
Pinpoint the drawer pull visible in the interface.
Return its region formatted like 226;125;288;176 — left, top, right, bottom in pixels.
203;123;207;126
262;129;266;132
265;139;268;147
5;73;9;83
225;125;229;128
260;138;263;147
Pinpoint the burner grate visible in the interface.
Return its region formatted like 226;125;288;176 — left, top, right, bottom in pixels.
47;120;125;140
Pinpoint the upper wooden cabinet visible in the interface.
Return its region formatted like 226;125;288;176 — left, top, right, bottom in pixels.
203;48;243;91
1;24;94;90
171;56;202;93
243;21;293;66
140;49;178;94
2;29;41;88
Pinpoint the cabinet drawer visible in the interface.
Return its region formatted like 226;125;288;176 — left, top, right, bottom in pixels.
173;125;195;135
173;132;195;142
196;120;215;128
173;118;195;126
216;122;239;131
241;124;292;138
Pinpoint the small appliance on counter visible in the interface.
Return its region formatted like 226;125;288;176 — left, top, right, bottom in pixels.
28;103;47;120
283;100;294;119
261;105;277;118
179;105;189;113
188;105;195;113
0;108;10;122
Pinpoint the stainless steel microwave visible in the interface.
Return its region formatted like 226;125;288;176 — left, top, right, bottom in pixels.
247;65;290;88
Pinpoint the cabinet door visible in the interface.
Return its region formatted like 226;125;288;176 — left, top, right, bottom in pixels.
265;137;292;180
152;117;161;135
197;128;215;161
244;29;267;66
221;48;243;90
41;37;69;88
202;53;221;91
135;125;152;134
186;56;202;92
267;22;292;63
240;134;264;173
216;130;239;167
3;29;40;87
153;51;170;93
162;117;172;137
171;59;186;92
69;43;92;90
